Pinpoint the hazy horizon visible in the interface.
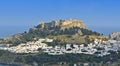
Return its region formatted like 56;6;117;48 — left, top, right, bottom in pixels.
0;0;120;38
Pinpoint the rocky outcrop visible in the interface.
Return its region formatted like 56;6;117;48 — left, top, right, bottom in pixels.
60;19;87;30
109;32;120;41
37;19;87;30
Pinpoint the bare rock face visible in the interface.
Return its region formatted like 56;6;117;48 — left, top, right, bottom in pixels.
51;20;61;27
36;19;87;30
60;19;87;30
37;22;45;29
109;32;120;41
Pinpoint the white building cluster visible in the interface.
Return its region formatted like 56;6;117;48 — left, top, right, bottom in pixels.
42;39;120;57
0;38;120;57
43;44;97;55
0;38;53;53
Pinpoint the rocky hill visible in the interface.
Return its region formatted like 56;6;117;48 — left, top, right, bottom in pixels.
109;32;120;41
0;19;107;45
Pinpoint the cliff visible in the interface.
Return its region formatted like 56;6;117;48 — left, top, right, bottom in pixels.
36;19;87;30
57;19;87;30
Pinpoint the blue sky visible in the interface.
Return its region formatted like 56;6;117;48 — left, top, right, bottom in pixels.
0;0;120;38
